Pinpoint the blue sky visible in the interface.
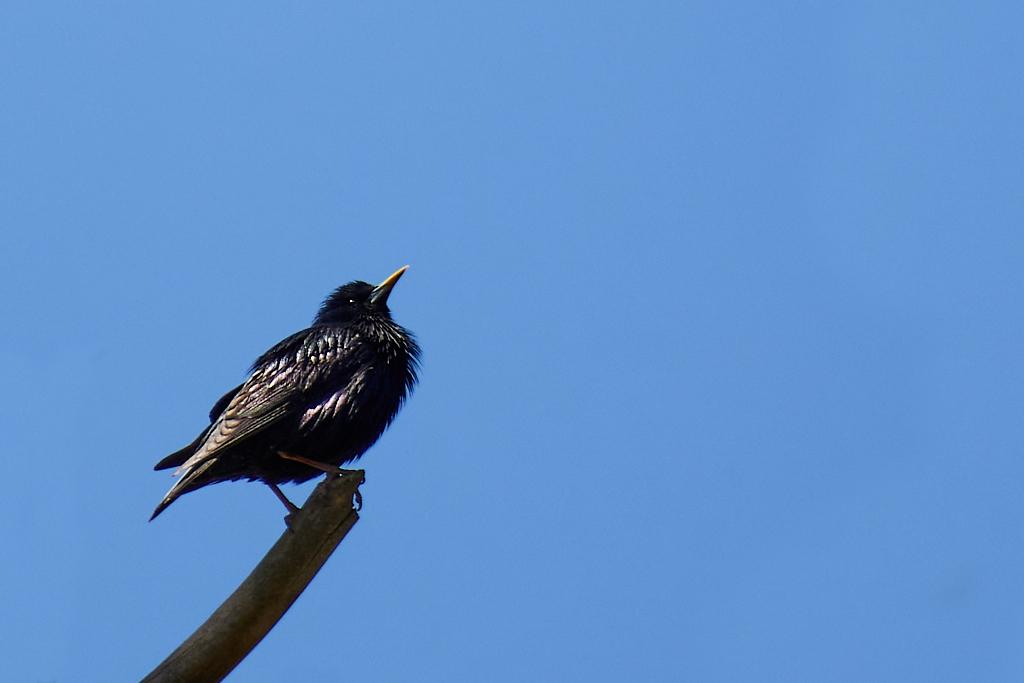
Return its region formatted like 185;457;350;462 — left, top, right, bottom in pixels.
1;2;1022;681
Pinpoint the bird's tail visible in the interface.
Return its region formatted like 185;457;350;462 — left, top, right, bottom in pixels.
153;434;206;471
149;458;218;521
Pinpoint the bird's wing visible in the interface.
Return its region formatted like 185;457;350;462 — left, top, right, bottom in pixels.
149;371;301;522
150;327;362;520
153;384;245;471
172;362;302;475
209;383;245;422
173;326;360;475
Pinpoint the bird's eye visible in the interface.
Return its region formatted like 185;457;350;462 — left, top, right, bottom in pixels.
348;299;356;305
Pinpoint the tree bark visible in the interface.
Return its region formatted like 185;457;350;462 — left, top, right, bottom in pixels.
141;470;364;683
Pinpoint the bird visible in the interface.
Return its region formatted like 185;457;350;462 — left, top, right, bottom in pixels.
150;266;420;520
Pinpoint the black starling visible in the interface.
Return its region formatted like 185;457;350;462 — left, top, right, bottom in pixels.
150;267;419;520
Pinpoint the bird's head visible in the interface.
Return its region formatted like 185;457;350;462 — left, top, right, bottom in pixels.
314;266;408;325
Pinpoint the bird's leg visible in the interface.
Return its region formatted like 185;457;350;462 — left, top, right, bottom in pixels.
277;451;344;477
277;451;362;510
265;481;299;515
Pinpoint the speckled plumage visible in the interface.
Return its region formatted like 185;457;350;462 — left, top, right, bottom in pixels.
150;268;419;520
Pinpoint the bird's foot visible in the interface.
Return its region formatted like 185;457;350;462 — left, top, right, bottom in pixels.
265;480;300;523
277;451;345;477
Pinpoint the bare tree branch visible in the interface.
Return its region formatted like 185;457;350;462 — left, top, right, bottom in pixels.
141;470;365;683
